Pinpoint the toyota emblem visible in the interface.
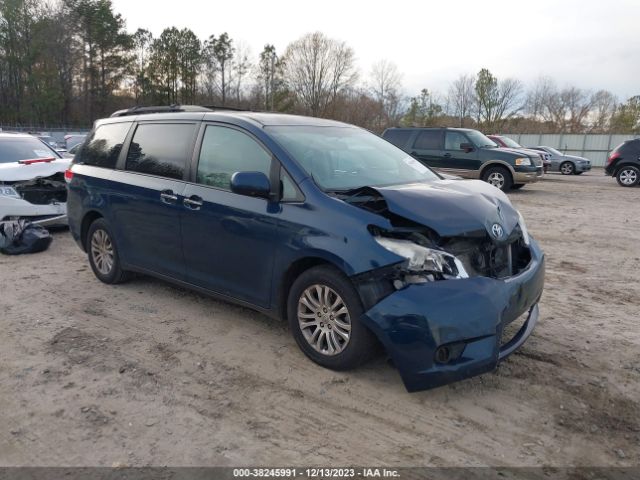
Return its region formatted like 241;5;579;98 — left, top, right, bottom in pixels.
491;223;504;239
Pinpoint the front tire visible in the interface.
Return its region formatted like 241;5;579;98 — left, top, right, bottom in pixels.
482;166;512;192
560;161;575;175
86;218;130;284
287;265;378;370
616;166;640;187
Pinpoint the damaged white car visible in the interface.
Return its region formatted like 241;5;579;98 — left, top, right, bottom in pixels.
0;133;70;226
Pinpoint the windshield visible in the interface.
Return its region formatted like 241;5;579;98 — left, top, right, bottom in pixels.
500;136;522;149
268;126;440;191
0;137;61;164
466;130;497;148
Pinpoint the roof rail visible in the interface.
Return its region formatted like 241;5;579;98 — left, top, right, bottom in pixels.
202;105;250;112
110;105;213;118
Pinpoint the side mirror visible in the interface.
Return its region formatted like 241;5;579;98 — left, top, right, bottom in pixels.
230;171;272;199
459;143;474;153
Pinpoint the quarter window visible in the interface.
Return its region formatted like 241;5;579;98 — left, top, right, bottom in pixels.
125;123;196;180
75;122;131;168
413;130;442;150
197;125;272;190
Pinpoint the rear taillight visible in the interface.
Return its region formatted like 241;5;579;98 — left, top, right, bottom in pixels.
607;151;620;166
64;168;74;183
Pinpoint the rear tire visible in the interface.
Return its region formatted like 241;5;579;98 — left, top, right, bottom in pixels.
616;165;639;187
482;166;513;192
560;161;575;175
86;218;131;284
511;183;525;190
287;265;378;370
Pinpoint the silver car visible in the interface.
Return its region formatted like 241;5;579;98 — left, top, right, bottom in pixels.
529;146;592;175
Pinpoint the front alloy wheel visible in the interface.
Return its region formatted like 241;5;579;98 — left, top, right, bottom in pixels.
560;161;575;175
487;171;506;189
482;166;512;191
288;265;378;370
298;285;351;355
617;166;639;187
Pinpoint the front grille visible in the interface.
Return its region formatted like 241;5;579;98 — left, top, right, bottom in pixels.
445;229;532;280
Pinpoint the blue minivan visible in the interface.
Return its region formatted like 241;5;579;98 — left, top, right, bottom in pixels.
66;106;545;392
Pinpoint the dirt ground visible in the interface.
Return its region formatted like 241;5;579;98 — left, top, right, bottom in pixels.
0;171;638;467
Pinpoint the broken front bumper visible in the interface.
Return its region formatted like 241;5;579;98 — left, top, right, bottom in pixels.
361;238;545;392
0;197;68;226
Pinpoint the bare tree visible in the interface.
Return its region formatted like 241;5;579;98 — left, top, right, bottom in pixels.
589;89;617;132
447;73;475;127
232;41;251;106
282;32;357;116
524;76;554;120
369;59;402;125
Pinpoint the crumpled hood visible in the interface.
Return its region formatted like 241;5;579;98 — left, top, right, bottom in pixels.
0;158;71;182
373;179;520;239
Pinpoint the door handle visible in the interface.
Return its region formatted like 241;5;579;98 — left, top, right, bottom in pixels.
183;195;203;210
443;153;452;158
160;190;178;204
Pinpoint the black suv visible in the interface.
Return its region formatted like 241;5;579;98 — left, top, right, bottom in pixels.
382;127;543;191
605;139;640;187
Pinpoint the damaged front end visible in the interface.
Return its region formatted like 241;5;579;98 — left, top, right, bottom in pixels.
0;172;68;226
337;184;545;392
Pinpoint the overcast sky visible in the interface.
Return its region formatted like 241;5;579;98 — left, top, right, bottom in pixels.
112;0;639;100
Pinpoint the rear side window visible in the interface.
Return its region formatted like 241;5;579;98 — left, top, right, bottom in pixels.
125;123;196;180
196;125;272;190
413;130;442;150
76;122;130;168
383;129;412;148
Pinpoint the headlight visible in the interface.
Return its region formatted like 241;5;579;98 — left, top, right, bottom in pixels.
374;237;469;279
515;157;531;166
517;210;530;246
0;186;20;198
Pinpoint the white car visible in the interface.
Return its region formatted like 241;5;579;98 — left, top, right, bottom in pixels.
0;133;70;226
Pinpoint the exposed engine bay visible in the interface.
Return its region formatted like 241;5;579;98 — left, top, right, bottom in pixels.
4;172;67;205
332;186;533;310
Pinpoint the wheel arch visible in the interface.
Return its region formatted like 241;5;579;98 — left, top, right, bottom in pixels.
276;256;348;320
614;162;640;176
80;210;103;252
479;160;516;180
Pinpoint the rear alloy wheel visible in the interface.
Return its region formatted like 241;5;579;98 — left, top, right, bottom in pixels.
482;166;512;192
560;161;575;175
288;265;378;370
616;166;640;187
86;218;130;284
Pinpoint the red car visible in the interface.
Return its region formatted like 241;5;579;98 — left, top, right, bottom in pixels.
488;135;551;173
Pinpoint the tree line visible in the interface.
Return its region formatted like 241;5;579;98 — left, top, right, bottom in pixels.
1;0;639;134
